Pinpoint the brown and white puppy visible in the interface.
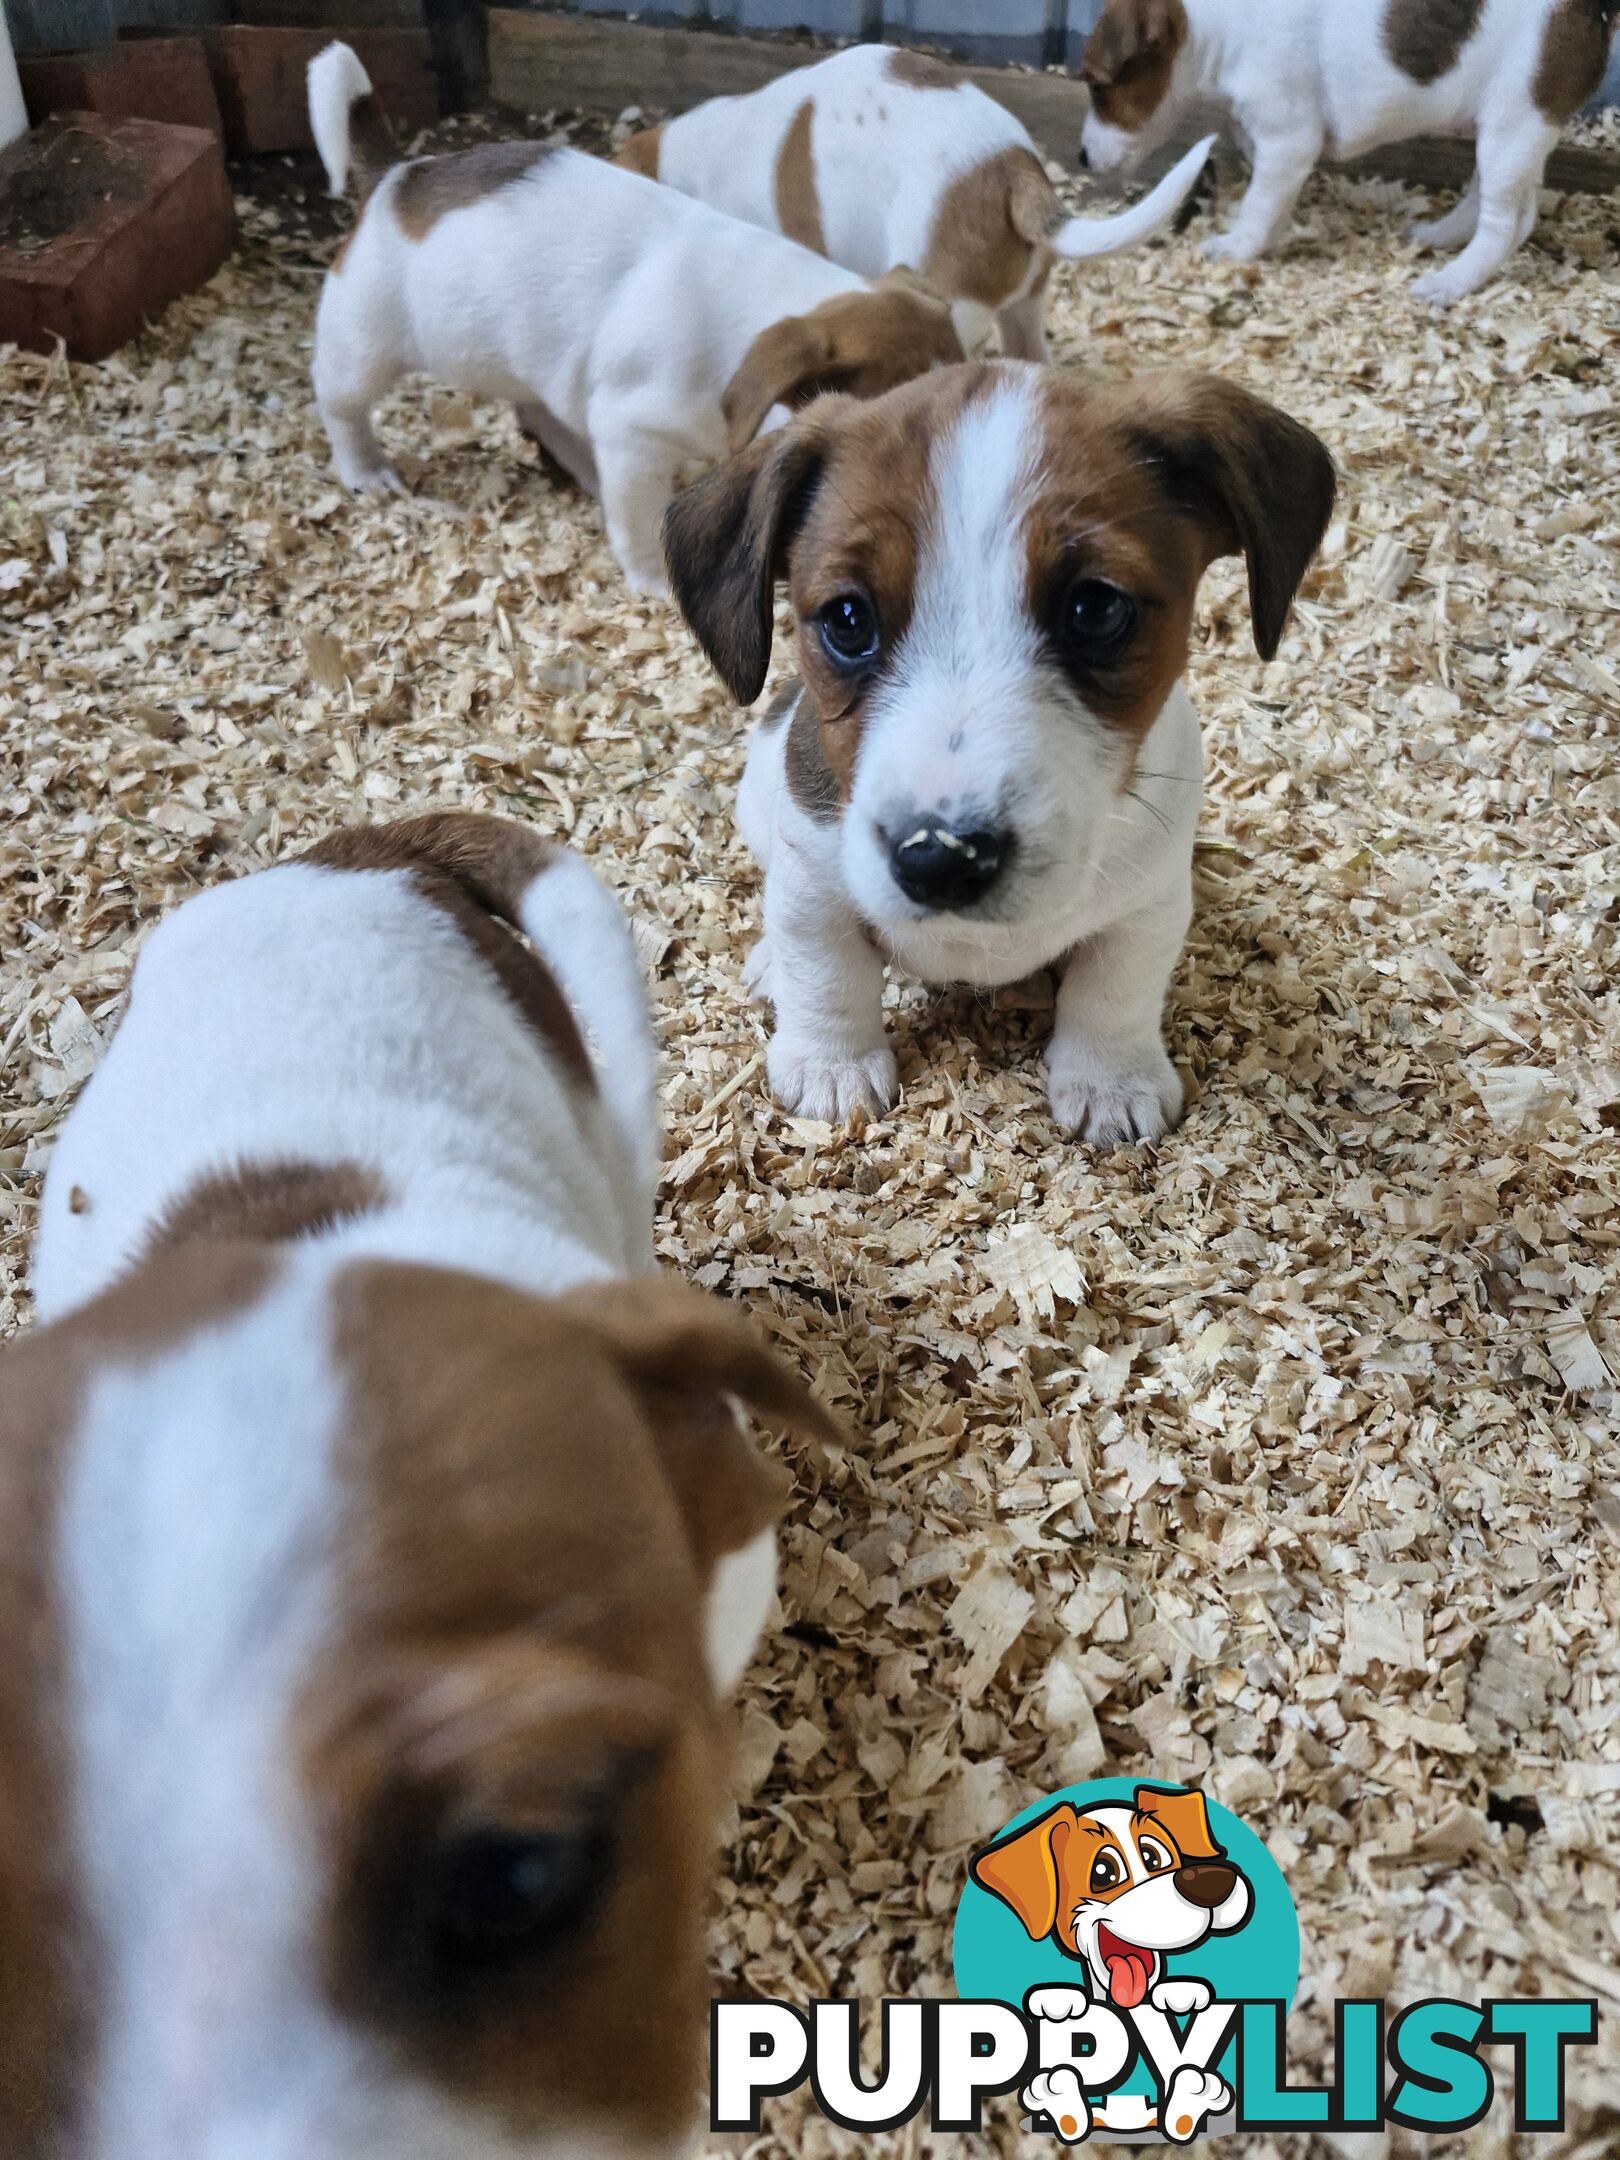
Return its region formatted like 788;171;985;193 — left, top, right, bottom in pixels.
13;813;835;2159
620;43;1212;362
308;43;964;594
1078;0;1619;303
663;364;1334;1140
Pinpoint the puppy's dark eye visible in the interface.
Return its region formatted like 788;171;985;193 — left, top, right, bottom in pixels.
1090;1850;1124;1894
817;593;880;667
1059;579;1137;665
425;1824;608;1973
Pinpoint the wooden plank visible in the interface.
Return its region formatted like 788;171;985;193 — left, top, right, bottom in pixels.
485;9;1620;196
231;0;423;27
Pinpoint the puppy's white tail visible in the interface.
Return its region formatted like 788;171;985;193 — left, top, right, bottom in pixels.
1044;134;1216;259
308;39;398;201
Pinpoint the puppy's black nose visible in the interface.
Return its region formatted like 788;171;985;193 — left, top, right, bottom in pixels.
888;821;1011;911
1175;1863;1238;1910
1077;142;1093;171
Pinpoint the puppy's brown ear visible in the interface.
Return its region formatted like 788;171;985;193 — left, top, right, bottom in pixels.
1134;1784;1224;1863
1083;0;1187;83
969;1804;1079;1941
561;1276;840;1573
720;315;837;454
663;407;840;706
1130;372;1336;661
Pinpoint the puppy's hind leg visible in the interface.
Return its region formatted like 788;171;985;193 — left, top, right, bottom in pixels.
1411;172;1480;253
314;328;406;494
1410;113;1557;304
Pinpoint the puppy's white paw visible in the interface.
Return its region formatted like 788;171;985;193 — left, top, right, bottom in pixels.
1149;1976;1213;2017
1048;1040;1182;1145
338;458;404;496
1162;2066;1232;2144
768;1038;898;1123
1410;264;1481;308
1022;2068;1093;2143
1201;230;1263;264
742;938;774;1006
1025;1985;1092;2023
621;562;672;602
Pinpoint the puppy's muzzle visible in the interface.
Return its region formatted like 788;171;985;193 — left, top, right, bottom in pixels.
1174;1862;1238;1909
887;820;1012;912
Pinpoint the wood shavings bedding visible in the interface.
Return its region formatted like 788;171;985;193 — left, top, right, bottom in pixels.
2;111;1618;2157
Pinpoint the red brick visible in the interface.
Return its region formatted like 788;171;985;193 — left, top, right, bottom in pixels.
203;25;437;157
20;36;223;140
0;114;235;362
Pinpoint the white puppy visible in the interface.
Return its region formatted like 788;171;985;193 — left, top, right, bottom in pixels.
1078;0;1618;304
306;43;965;594
663;362;1334;1141
18;813;835;2158
620;43;1214;360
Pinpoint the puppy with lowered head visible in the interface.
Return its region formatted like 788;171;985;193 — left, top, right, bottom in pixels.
620;43;1214;361
307;43;964;594
11;813;834;2158
1078;0;1619;303
664;364;1334;1140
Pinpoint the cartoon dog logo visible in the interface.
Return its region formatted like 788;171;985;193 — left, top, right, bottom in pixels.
969;1785;1253;2142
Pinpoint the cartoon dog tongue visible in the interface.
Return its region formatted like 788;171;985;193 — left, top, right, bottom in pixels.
1098;1927;1155;2008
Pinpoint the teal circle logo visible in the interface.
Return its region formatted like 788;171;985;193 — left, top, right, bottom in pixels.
953;1780;1299;2142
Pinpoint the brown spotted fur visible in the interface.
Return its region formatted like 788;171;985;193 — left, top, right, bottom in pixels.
302;816;595;1091
1081;0;1190;129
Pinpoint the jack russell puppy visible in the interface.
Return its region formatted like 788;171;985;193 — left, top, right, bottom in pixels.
307;43;966;595
1078;0;1619;304
619;43;1214;361
12;813;835;2158
663;362;1335;1141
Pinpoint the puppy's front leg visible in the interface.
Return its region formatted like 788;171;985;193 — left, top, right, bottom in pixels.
755;855;896;1124
593;425;679;598
1202;125;1322;262
1048;886;1189;1144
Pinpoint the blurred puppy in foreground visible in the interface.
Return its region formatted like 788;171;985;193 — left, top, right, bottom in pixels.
665;364;1334;1141
11;813;834;2158
306;42;966;595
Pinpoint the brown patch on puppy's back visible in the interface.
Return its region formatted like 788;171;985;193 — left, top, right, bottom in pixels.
1082;0;1189;129
1534;0;1617;121
925;146;1052;307
886;48;962;89
304;816;595;1091
392;140;556;241
152;1161;386;1255
615;123;664;178
1383;0;1485;84
774;99;825;253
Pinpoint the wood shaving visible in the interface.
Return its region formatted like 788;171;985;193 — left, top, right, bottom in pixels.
2;113;1618;2157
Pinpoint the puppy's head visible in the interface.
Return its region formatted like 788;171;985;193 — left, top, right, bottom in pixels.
1078;0;1191;170
0;1250;833;2158
971;1785;1253;2008
721;271;966;454
666;362;1333;963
